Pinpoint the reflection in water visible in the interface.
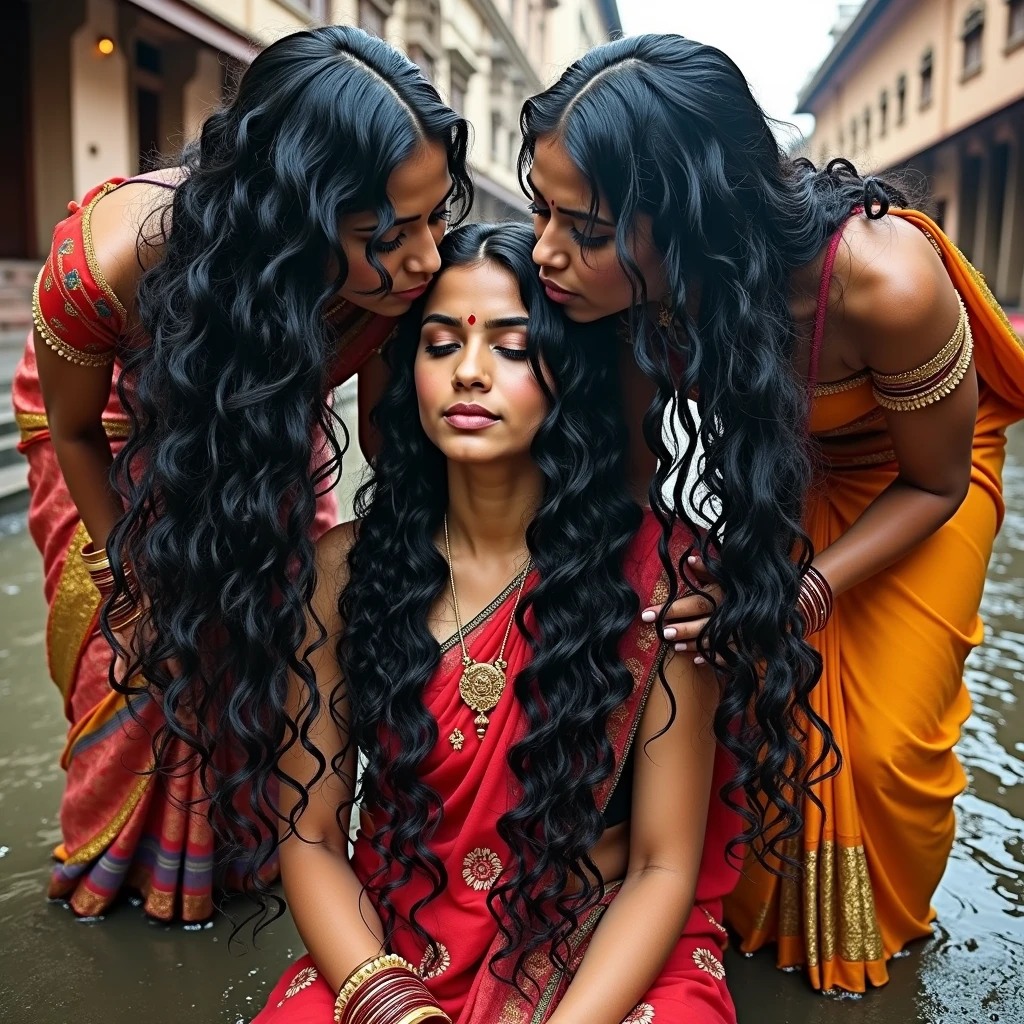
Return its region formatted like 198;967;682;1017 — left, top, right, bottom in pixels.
0;428;1022;1024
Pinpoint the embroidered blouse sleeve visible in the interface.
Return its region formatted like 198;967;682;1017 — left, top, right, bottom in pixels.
32;181;126;367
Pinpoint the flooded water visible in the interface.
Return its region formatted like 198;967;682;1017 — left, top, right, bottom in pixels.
1;427;1022;1024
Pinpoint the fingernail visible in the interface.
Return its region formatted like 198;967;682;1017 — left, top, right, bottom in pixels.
641;610;656;623
694;655;705;665
688;555;698;564
663;627;677;640
675;642;686;652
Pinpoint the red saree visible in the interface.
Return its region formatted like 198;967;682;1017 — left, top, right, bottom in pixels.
254;512;741;1024
13;176;397;920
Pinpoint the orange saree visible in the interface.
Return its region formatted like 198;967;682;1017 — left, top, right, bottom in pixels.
13;176;396;920
254;512;741;1024
725;209;1024;992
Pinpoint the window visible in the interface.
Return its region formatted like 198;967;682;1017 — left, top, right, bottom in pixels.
879;89;888;136
491;111;502;162
934;199;947;232
450;81;466;115
359;0;386;36
851;118;858;149
896;73;907;124
920;48;934;107
864;106;871;146
292;0;327;18
408;44;435;83
962;7;984;77
1011;0;1024;48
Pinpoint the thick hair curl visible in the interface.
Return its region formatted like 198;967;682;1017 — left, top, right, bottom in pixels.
104;26;471;919
334;222;642;989
519;35;911;865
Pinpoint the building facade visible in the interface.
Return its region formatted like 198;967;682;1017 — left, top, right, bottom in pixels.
2;0;620;265
798;0;1024;308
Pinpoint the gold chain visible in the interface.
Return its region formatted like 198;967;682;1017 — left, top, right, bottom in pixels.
443;514;530;739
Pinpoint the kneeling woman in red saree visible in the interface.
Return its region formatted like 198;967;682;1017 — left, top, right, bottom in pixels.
244;222;799;1024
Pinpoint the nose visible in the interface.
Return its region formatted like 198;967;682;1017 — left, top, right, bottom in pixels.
532;220;569;271
451;338;492;392
405;225;443;277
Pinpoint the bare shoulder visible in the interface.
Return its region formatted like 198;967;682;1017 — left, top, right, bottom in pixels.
88;167;185;313
316;521;358;586
834;214;960;373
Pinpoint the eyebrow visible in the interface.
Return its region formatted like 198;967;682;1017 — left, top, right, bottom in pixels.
527;174;614;228
421;314;530;329
355;188;455;234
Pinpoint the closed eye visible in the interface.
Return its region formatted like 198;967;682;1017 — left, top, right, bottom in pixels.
495;346;529;361
425;342;460;357
374;233;405;254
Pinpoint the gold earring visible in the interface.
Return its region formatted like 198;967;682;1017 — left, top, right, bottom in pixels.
657;305;673;328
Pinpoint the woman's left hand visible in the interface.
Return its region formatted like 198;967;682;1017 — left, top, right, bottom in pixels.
641;556;723;664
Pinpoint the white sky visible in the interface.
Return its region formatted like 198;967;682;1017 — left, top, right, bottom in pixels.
619;0;846;141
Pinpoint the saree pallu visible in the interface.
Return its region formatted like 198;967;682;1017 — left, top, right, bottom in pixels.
256;511;741;1024
725;210;1024;992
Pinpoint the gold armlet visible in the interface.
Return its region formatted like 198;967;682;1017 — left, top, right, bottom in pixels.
871;294;973;412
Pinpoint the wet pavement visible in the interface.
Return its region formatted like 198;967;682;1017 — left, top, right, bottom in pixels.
1;427;1022;1024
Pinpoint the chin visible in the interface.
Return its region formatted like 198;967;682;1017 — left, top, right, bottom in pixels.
564;303;607;324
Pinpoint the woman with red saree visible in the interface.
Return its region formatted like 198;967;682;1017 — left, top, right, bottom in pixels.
243;223;765;1024
13;25;471;922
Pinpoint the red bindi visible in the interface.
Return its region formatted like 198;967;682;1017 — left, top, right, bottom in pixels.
467;314;476;325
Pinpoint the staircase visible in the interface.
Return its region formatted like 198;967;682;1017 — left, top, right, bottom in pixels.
0;260;36;503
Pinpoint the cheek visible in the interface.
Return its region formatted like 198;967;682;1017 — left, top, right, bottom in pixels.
501;368;549;433
414;358;448;422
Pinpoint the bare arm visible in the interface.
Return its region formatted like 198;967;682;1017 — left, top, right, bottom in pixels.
34;179;172;547
277;523;388;993
547;652;719;1024
811;218;975;596
656;219;976;646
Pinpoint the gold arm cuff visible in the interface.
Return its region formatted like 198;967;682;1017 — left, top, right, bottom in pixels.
872;296;973;412
32;265;116;368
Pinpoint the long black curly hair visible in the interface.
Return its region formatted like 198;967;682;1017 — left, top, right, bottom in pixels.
103;26;471;913
327;222;642;988
519;34;912;865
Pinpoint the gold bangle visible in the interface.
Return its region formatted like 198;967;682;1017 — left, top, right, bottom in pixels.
81;542;111;571
394;1007;450;1024
334;955;416;1024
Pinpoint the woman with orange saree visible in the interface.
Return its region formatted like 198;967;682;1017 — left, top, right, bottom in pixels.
521;34;1024;996
13;25;471;922
240;223;793;1024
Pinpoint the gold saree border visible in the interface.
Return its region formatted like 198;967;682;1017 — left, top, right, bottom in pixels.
48;521;101;700
803;840;883;968
63;769;153;866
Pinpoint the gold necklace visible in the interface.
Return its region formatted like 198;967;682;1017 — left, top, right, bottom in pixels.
443;514;531;740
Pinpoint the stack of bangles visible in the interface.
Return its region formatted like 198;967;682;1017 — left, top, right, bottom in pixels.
81;542;143;632
797;565;833;636
333;954;450;1024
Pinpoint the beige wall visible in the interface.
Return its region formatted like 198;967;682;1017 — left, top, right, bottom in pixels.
183;47;225;141
807;0;1024;172
191;0;309;41
70;0;133;199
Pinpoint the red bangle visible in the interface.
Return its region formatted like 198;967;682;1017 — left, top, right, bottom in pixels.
797;565;833;636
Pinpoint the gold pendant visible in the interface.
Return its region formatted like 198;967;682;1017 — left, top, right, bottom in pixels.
449;728;465;752
458;656;507;739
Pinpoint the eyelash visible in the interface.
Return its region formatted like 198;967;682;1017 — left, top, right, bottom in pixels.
424;343;529;361
530;201;611;250
570;226;612;250
374;209;452;254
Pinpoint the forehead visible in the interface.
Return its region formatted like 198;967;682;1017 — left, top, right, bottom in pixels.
423;260;526;317
530;136;594;204
386;140;451;215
